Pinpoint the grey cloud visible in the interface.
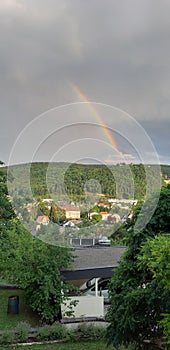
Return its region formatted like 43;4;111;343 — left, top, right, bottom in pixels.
0;0;170;163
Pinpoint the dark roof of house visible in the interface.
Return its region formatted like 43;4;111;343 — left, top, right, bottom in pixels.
71;246;126;270
62;246;127;281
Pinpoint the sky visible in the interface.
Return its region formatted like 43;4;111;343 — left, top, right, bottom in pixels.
1;0;170;165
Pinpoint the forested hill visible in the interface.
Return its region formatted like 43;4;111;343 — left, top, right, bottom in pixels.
161;164;170;178
6;162;170;201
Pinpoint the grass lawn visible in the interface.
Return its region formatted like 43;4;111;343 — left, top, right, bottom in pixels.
0;289;40;330
0;341;115;350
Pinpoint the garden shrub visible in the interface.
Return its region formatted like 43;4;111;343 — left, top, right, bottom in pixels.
0;322;108;345
72;322;106;341
36;322;69;341
48;322;69;340
35;324;51;341
0;332;15;345
15;321;31;342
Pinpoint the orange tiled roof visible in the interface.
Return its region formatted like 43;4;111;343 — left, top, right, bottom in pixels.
64;206;80;212
37;215;49;223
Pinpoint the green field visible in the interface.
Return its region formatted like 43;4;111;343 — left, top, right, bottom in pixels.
0;341;115;350
0;289;40;330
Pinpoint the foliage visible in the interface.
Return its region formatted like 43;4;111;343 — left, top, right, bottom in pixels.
38;201;50;216
8;162;166;201
15;321;31;342
0;322;107;345
49;205;66;224
65;343;116;350
106;186;170;349
36;222;61;245
138;234;170;345
71;322;106;341
0;225;73;323
0;164;73;323
35;322;69;341
90;213;102;224
110;224;130;245
0;166;15;222
138;234;170;290
0;331;15;345
0;339;116;349
159;314;170;345
161;164;170;179
0;319;113;346
0;288;40;330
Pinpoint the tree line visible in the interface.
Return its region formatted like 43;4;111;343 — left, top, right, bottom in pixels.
8;162;167;201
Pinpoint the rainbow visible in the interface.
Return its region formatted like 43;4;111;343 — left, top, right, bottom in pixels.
71;83;120;154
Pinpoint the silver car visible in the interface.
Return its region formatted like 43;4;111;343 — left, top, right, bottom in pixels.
82;278;110;304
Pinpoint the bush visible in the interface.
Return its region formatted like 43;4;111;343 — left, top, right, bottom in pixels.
15;321;31;342
159;313;170;346
0;322;108;345
118;344;136;350
49;322;69;340
0;331;15;345
35;324;51;341
36;322;69;341
71;323;105;341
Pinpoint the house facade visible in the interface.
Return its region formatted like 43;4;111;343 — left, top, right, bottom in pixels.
100;211;110;220
64;206;80;220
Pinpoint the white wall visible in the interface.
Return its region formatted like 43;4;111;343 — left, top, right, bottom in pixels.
61;295;104;319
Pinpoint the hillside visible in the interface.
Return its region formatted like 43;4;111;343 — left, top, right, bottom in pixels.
6;162;167;201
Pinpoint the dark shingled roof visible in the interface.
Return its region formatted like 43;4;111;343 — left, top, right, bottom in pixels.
62;246;127;281
72;246;127;270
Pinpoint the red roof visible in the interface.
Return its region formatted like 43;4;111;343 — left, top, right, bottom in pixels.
64;206;80;212
37;215;49;223
98;202;110;207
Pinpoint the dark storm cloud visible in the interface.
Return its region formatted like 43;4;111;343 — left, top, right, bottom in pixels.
0;0;170;163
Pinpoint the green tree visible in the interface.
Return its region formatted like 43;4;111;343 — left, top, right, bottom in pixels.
139;234;170;346
106;186;170;349
139;234;170;290
0;164;15;222
0;222;73;323
49;205;66;224
0;163;73;323
38;201;50;216
91;213;102;224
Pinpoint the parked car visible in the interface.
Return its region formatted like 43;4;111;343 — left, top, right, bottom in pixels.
96;236;111;246
81;278;110;304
